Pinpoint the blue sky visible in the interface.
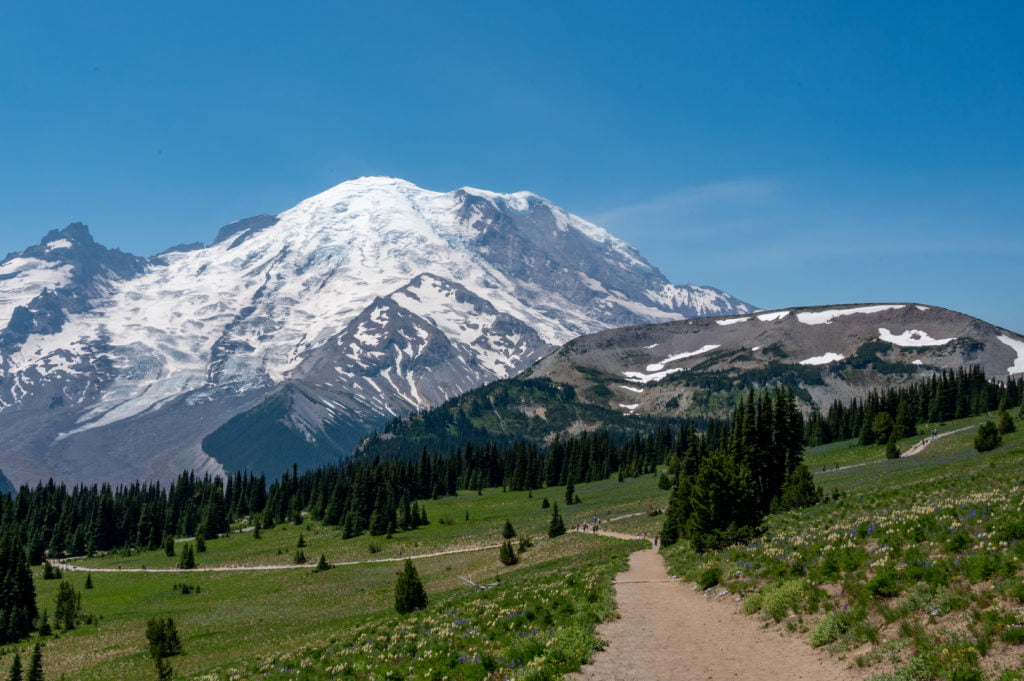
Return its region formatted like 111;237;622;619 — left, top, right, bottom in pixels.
2;2;1022;332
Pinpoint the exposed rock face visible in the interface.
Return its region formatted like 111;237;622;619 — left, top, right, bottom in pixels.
524;303;1024;419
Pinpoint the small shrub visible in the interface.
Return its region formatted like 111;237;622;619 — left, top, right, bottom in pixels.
867;570;902;598
810;610;851;647
367;542;382;554
756;579;804;622
697;566;722;590
1002;623;1024;645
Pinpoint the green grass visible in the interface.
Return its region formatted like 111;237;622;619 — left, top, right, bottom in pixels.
663;412;1024;680
5;473;666;680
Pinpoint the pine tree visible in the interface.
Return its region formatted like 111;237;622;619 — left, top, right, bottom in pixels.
0;530;38;644
154;656;173;681
548;502;566;538
313;554;331;572
145;617;183;658
163;535;175;557
885;430;900;459
85;572;93;589
499;540;519;566
502;519;516;539
25;643;42;681
565;479;575;505
177;544;195;570
195;535;206;553
997;410;1016;434
6;652;21;681
293;549;307;564
296;533;306;548
146;616;182;680
773;464;822;511
974;421;1002;452
394;560;428;614
54;579;81;630
541;497;550;509
42;561;60;580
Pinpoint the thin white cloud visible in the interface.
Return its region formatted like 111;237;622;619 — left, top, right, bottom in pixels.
589;180;778;230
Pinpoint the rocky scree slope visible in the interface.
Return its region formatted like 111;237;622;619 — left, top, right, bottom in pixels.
525;303;1024;418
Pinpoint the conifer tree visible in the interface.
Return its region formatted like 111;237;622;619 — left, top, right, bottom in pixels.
565;479;575;505
997;410;1016;434
85;572;93;589
974;420;1002;452
313;554;331;572
502;519;516;539
885;430;900;459
177;544;195;570
195;535;206;553
541;497;550;509
548;502;566;538
394;560;427;614
6;652;21;681
146;616;182;680
499;540;518;566
54;579;81;630
0;530;37;644
145;617;183;658
25;643;42;681
163;535;175;557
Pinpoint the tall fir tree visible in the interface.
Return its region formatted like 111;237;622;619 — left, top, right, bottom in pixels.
394;560;428;614
6;652;21;681
0;530;38;644
25;643;42;681
547;502;566;538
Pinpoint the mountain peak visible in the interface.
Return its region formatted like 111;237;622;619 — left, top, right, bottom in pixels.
0;178;753;484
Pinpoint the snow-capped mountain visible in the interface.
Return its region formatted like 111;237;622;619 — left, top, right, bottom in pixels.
0;177;753;484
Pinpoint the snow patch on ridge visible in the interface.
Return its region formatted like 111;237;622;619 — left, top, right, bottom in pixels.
716;317;749;326
646;344;721;372
624;344;721;384
878;328;955;347
998;336;1024;375
799;352;845;366
797;305;905;325
757;311;790;322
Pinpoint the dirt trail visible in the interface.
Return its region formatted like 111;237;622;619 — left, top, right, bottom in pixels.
821;425;973;474
568;538;866;681
51;542;502;573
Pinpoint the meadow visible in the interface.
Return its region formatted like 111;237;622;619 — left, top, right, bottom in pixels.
7;474;666;680
663;412;1024;681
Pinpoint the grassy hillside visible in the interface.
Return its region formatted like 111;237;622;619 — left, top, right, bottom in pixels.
8;475;667;680
664;412;1024;681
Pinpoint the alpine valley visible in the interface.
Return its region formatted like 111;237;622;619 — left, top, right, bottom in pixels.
0;177;753;485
